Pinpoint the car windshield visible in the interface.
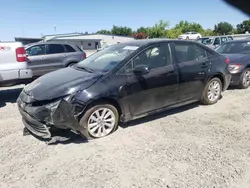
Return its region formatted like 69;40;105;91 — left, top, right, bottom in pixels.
215;41;250;54
76;43;139;72
197;38;213;45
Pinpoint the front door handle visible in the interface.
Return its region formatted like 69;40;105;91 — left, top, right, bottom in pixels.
201;62;208;68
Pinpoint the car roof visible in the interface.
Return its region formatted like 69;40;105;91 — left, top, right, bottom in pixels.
222;39;250;44
115;39;199;47
25;41;77;47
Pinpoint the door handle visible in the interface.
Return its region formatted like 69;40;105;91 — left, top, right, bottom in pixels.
201;62;208;68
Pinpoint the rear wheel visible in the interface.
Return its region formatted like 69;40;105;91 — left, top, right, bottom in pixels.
197;36;200;40
201;77;222;105
67;62;76;67
238;68;250;89
186;36;189;40
79;104;119;139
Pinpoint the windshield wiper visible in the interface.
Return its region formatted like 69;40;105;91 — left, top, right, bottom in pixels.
76;66;94;73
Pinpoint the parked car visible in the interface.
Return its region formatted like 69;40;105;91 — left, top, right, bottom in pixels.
178;32;202;40
25;42;86;77
215;39;250;89
17;39;231;142
197;36;233;49
0;42;33;87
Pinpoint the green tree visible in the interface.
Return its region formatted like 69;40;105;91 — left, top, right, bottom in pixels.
201;29;215;36
136;27;149;35
111;26;133;36
214;22;234;35
96;30;111;34
174;21;204;33
236;19;250;34
166;28;182;39
148;20;169;38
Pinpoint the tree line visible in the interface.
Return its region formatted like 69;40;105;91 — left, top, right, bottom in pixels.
96;19;250;39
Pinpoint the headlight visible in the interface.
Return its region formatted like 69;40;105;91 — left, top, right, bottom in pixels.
228;64;242;74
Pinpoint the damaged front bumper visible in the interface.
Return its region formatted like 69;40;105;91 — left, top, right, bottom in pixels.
17;91;85;140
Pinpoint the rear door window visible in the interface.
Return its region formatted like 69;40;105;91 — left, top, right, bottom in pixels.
64;45;76;52
47;44;65;54
174;43;207;63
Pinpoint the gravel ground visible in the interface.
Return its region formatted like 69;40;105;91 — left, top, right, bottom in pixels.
0;85;250;188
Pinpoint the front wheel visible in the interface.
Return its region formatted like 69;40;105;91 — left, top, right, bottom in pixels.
201;77;222;105
79;104;119;139
238;68;250;89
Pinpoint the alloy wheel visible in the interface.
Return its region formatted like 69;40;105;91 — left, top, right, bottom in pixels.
87;108;116;138
242;70;250;87
207;80;221;102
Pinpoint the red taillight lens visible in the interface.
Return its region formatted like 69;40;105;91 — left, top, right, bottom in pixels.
225;57;230;64
82;53;86;59
16;47;26;62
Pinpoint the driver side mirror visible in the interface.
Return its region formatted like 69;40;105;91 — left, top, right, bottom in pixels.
133;65;149;75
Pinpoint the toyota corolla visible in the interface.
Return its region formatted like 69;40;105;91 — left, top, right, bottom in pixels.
17;39;231;142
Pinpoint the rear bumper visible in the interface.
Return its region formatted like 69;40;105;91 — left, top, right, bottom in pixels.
230;73;241;86
223;73;232;91
0;69;33;83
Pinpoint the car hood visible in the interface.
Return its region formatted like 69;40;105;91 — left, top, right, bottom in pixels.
221;53;250;63
23;67;103;101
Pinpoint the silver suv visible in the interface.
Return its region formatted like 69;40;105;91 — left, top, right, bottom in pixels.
197;36;234;49
25;42;86;77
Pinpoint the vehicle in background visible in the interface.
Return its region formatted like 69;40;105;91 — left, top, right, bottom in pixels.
215;40;250;89
0;42;33;87
178;32;202;40
197;36;233;49
25;42;86;77
17;39;231;142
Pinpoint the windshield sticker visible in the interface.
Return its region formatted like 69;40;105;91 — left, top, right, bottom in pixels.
123;46;139;50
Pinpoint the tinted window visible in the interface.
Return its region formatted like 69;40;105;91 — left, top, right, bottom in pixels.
221;37;228;43
215;41;250;54
174;43;207;63
26;45;46;56
64;45;76;52
214;37;221;45
228;36;233;41
47;44;65;54
133;44;171;69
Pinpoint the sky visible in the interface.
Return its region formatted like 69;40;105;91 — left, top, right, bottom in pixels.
0;0;249;41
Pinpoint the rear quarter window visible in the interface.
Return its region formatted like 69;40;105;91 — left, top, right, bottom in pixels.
65;45;76;52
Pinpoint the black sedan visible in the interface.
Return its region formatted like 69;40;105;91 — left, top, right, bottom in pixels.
215;40;250;89
17;39;231;141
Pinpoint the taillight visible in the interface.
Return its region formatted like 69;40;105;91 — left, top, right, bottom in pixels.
82;53;86;59
16;47;26;62
225;57;230;64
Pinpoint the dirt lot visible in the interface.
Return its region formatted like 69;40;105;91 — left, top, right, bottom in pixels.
0;85;250;188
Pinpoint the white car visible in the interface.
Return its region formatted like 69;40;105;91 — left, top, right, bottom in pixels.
178;32;202;40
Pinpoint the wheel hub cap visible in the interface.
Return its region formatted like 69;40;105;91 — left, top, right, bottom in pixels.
87;108;115;138
207;80;221;102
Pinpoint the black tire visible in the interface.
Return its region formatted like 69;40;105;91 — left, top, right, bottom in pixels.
67;62;76;67
238;68;250;89
79;103;119;139
201;77;222;105
186;36;189;40
197;36;200;40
